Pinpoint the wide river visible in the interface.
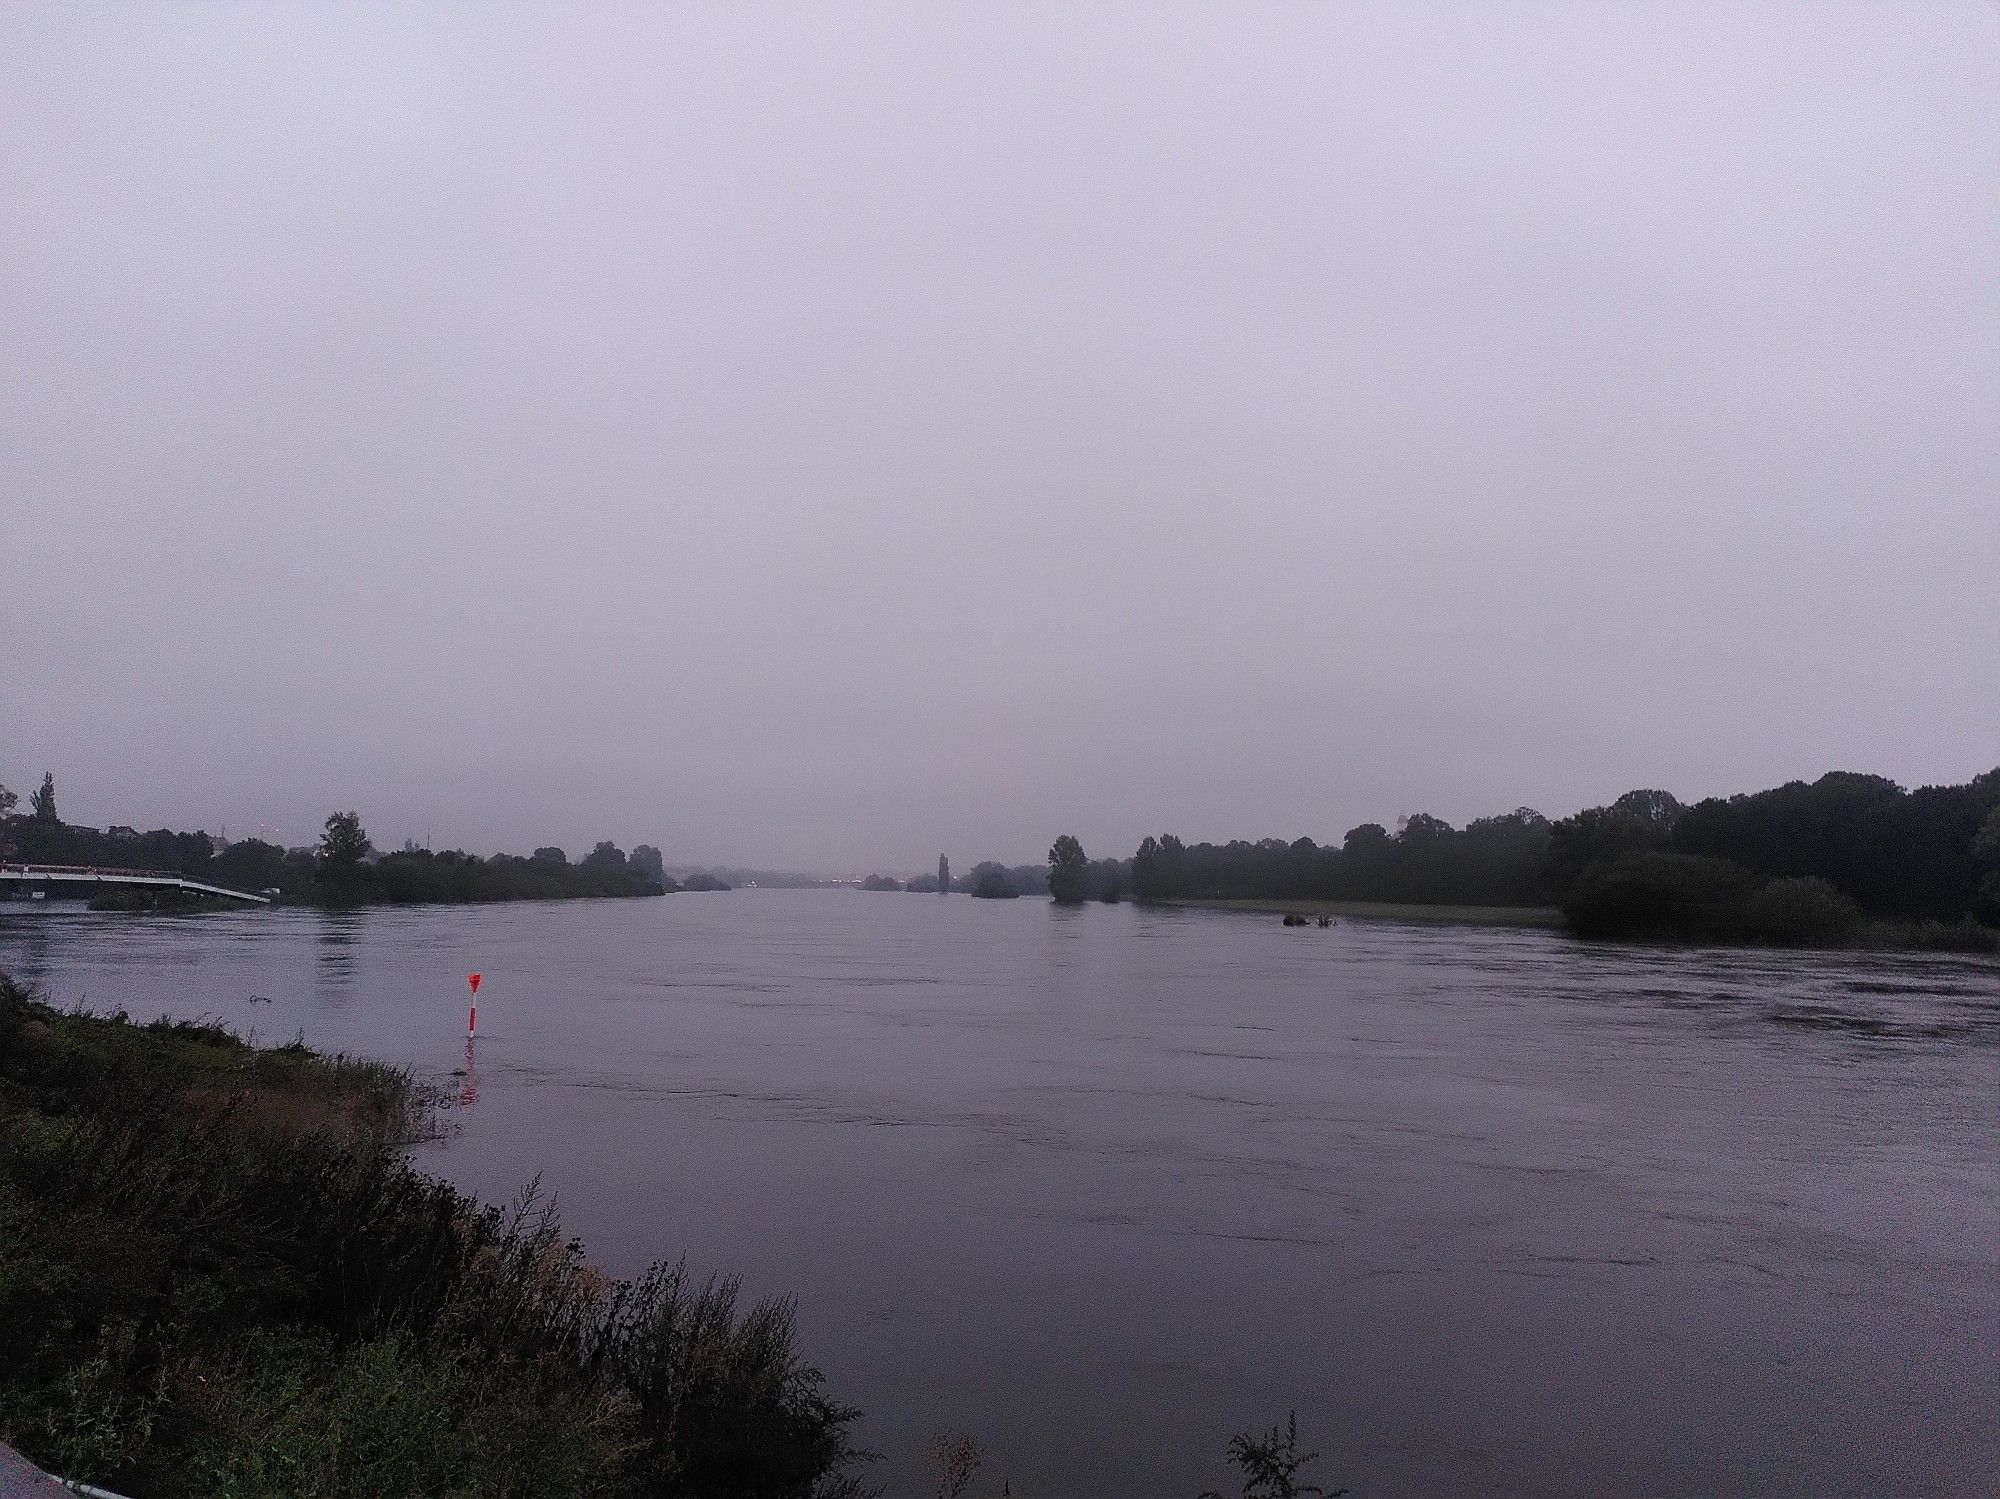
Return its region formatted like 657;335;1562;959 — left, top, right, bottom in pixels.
2;892;1995;1496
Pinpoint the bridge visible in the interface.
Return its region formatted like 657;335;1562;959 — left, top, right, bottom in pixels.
0;863;272;906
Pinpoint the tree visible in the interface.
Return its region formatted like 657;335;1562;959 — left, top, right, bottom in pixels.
1974;802;2000;923
1130;836;1162;898
531;846;568;866
1610;788;1683;828
938;853;950;895
1546;802;1672;896
0;781;16;818
581;841;627;873
211;838;292;895
317;811;371;869
969;862;1018;898
29;773;56;822
629;844;666;883
1048;834;1089;904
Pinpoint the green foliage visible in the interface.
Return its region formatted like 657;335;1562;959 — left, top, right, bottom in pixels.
1561;852;1759;941
600;1265;866;1499
366;846;669;903
0;780;16;817
1974;805;2000;925
0;978;867;1499
26;1322;168;1480
1134;810;1551;908
9;803;669;907
631;844;667;883
182;1331;635;1499
1197;1412;1344;1499
1047;835;1089;904
29;771;57;821
969;863;1018;899
1127;767;2000;943
211;837;300;894
317;810;372;871
1669;770;1993;922
1546;797;1678;894
1743;877;1863;947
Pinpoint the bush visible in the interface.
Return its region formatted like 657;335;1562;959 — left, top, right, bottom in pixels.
1561;852;1758;941
1743;877;1863;947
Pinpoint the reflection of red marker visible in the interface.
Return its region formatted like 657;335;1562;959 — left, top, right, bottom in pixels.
467;972;481;1038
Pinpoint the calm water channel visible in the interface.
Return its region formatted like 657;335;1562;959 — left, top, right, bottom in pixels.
2;892;1995;1496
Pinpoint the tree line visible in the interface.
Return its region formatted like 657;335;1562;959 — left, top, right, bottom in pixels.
861;850;1128;901
0;779;671;907
1121;767;2000;945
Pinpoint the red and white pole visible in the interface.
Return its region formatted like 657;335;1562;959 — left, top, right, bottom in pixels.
467;972;482;1038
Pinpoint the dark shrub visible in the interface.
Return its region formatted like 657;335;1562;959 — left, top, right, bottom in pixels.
1743;877;1863;947
1561;852;1758;940
971;869;1018;899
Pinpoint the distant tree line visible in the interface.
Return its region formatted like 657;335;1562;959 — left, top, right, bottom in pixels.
863;856;1129;901
1554;771;2000;946
0;780;672;908
1125;767;2000;947
1132;808;1555;909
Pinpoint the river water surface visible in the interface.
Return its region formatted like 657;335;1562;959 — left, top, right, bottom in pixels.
2;892;1994;1496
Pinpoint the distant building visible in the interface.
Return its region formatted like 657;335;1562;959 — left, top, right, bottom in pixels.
106;825;138;840
938;853;950;894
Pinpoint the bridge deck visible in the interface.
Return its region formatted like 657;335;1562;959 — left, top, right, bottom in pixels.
0;864;271;905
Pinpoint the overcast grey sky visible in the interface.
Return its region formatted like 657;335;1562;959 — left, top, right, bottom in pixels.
2;3;1995;871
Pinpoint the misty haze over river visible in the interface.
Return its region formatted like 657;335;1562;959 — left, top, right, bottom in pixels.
3;893;1994;1497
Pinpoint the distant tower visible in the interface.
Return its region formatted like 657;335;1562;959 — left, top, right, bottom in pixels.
938;854;950;894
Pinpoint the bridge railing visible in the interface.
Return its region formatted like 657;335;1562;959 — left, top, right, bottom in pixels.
1;863;185;879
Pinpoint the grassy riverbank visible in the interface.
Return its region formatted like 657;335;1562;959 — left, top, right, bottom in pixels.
0;976;865;1499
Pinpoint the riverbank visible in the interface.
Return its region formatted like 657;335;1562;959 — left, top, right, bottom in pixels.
0;974;865;1499
1155;896;1566;927
1155;896;1998;952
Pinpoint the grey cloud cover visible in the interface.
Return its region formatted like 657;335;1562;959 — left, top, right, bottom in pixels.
3;2;1995;869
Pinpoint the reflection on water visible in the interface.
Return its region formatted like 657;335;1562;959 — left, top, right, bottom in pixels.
3;916;51;990
313;909;363;1005
457;1036;479;1109
0;895;1994;1498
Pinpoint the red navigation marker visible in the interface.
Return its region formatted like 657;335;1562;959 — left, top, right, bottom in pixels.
467;973;482;1038
467;973;482;994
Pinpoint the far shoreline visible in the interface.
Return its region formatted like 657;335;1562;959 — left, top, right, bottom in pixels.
1152;896;1565;928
